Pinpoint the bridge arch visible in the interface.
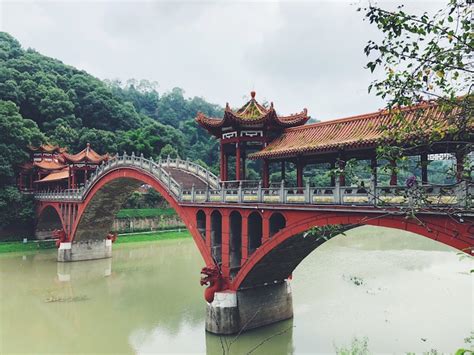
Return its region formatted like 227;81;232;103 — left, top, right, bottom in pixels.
36;204;64;239
70;166;213;265
232;211;472;290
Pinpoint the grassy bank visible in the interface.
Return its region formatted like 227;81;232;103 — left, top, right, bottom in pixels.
0;230;191;254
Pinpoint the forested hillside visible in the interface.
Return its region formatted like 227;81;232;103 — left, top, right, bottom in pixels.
0;32;222;232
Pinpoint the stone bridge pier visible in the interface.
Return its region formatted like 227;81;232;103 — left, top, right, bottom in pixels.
206;281;293;334
57;239;113;262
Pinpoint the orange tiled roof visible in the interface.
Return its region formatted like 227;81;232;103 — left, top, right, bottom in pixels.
29;144;67;154
62;143;109;164
250;101;472;160
35;168;69;183
196;91;309;136
33;160;66;171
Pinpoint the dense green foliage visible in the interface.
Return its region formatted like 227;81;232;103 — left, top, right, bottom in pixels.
0;32;222;232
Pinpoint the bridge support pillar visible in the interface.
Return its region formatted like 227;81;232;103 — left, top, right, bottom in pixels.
57;239;112;262
205;281;293;334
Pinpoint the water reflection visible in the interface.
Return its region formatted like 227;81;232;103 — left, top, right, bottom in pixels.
0;226;471;354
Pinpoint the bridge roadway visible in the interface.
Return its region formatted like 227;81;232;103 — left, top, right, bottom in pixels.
34;154;474;334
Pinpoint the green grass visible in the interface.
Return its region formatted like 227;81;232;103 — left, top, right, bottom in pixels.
0;240;56;254
0;230;191;254
115;208;177;219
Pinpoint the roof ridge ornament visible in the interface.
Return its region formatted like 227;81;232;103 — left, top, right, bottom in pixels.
250;91;256;99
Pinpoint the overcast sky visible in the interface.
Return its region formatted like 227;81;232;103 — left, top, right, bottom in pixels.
1;0;443;121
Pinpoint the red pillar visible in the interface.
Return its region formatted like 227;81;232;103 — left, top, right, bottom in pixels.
262;213;270;244
338;158;346;186
205;210;212;252
221;210;230;280
296;159;304;188
223;153;228;181
220;142;225;181
421;153;428;184
236;143;241;181
390;160;397;186
242;152;246;181
330;161;336;186
371;156;378;185
241;213;249;265
262;159;270;188
455;151;465;182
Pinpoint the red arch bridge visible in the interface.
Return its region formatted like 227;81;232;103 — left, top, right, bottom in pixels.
35;154;474;334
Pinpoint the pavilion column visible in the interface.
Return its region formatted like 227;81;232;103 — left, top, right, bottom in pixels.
242;150;246;181
223;153;228;182
390;160;398;186
421;153;428;184
262;159;270;188
72;168;76;189
330;161;336;186
455;151;465;182
337;158;346;186
236;143;241;181
220;143;225;181
371;156;378;186
296;159;304;188
281;161;286;182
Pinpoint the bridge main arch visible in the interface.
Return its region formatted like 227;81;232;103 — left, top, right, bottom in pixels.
232;210;473;290
62;166;212;264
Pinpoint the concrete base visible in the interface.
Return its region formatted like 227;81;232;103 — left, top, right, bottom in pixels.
206;281;293;335
57;239;112;262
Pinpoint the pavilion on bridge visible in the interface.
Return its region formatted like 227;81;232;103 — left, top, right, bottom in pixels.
18;143;109;191
197;92;472;189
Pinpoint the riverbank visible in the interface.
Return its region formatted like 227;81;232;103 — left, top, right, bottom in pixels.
0;229;191;254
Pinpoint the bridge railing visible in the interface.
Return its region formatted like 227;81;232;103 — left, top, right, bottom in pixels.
34;154;472;210
180;179;472;210
159;156;220;189
35;153;218;202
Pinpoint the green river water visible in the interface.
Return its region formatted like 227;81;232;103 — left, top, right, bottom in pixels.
0;226;472;354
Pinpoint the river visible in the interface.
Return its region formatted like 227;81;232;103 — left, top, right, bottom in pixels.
0;226;471;354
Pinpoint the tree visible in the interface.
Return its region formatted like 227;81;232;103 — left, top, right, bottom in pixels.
361;1;472;175
360;1;473;224
0;100;44;230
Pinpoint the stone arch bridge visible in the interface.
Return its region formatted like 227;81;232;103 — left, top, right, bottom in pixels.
35;154;474;334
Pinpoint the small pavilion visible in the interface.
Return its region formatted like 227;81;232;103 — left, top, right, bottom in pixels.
196;91;309;186
62;143;109;188
18;143;109;191
18;144;67;191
